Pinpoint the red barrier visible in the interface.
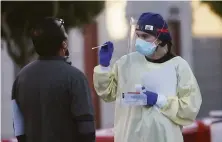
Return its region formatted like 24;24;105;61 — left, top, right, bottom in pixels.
1;121;211;142
183;120;211;142
196;121;211;142
94;120;211;142
96;136;114;142
96;128;114;142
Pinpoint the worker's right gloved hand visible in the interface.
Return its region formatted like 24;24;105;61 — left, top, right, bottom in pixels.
99;41;114;67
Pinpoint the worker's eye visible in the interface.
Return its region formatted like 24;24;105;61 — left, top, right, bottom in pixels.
136;33;152;40
141;34;149;39
137;34;150;40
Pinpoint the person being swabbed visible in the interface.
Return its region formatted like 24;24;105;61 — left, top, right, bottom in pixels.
93;12;202;142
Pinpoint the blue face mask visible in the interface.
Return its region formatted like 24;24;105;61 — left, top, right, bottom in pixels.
135;38;157;56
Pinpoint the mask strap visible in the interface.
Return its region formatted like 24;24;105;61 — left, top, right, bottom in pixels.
153;21;166;46
157;21;165;39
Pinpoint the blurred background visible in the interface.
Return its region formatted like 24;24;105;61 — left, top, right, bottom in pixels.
1;0;222;140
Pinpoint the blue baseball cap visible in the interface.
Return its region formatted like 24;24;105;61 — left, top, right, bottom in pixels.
136;12;172;42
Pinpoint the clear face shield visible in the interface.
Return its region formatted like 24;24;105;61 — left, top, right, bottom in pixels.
127;17;162;54
121;17;139;87
127;17;138;54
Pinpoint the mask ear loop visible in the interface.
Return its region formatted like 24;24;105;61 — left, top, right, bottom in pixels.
154;21;166;44
153;21;166;51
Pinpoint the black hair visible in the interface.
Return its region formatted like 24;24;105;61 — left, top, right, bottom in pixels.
157;40;177;56
30;17;68;56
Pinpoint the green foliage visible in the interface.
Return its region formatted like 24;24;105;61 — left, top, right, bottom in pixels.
1;1;105;68
202;1;222;18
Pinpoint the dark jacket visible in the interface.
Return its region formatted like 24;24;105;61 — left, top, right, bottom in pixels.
12;56;95;142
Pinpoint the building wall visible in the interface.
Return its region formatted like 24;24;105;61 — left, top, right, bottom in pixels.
68;29;85;73
1;41;15;139
193;38;222;117
192;1;222;117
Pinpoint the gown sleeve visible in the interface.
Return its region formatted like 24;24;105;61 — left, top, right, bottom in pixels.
159;58;202;126
93;64;118;102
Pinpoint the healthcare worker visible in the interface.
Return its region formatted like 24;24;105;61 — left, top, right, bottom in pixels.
93;12;202;142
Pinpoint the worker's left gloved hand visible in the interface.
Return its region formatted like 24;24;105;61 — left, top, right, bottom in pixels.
141;86;158;106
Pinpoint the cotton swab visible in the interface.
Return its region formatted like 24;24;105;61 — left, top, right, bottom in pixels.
92;43;107;50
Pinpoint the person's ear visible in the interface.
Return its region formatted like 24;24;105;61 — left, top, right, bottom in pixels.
61;41;68;55
154;39;161;46
62;41;68;49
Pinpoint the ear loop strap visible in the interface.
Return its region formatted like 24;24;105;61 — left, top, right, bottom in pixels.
156;21;166;39
154;21;166;51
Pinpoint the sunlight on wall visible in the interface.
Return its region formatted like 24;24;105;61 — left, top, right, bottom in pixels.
192;1;222;37
105;0;128;40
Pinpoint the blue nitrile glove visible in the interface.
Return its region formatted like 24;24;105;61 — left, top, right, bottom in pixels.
99;41;114;67
141;86;158;106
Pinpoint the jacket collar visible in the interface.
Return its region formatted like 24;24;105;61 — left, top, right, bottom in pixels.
38;56;65;61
